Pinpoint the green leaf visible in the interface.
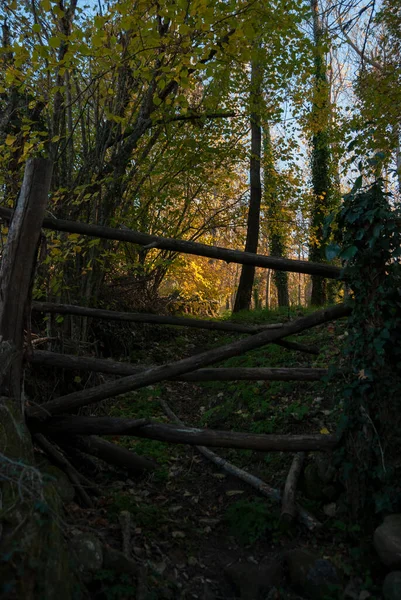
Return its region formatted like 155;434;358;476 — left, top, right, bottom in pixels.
49;36;61;48
325;243;340;261
340;245;358;260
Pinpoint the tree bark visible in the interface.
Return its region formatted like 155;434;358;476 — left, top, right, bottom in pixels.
27;303;350;418
0;206;341;278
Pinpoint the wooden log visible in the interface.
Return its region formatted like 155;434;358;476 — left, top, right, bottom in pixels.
31;301;318;354
30;350;328;381
276;339;319;354
281;452;306;524
34;416;339;452
0;159;53;403
160;399;321;530
32;301;283;333
28;303;350;418
0;206;341;278
61;435;159;474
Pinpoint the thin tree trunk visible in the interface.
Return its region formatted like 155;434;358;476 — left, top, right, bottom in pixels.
309;0;332;306
263;124;289;307
265;268;271;309
233;58;262;312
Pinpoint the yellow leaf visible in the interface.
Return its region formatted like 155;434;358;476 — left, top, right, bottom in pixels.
5;135;16;146
320;427;330;435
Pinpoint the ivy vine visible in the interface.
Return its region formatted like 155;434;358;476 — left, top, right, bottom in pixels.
327;177;401;518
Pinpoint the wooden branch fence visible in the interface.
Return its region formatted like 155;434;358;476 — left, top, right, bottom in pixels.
0;205;341;277
0;159;350;527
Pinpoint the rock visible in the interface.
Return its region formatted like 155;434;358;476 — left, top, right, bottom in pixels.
383;571;401;600
224;560;283;600
286;549;340;599
323;503;337;517
374;515;401;568
70;533;103;579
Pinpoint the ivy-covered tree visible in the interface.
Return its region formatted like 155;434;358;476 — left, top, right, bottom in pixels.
308;0;333;306
328;177;401;521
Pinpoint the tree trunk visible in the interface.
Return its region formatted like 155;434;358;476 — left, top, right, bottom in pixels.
233;58;262;312
265;268;271;309
309;0;332;306
263;123;289;307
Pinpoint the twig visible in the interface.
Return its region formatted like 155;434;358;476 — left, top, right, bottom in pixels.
159;401;321;530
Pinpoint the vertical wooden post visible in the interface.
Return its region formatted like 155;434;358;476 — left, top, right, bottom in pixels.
0;160;77;600
0;158;53;406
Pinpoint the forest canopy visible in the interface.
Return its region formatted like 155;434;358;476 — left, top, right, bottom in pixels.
0;0;399;313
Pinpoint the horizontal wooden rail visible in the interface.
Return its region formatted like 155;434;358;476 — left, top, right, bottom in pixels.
0;206;341;278
32;301;283;333
31;301;317;354
30;350;328;381
27;303;350;418
32;416;339;452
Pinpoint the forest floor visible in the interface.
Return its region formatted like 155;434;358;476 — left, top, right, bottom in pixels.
31;307;384;599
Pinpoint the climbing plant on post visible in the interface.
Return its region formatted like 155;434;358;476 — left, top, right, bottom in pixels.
331;177;401;522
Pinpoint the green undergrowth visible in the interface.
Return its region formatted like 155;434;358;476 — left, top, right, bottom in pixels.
198;310;345;438
224;497;282;544
223;303;319;325
108;306;346;476
107;387;184;481
105;305;347;544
